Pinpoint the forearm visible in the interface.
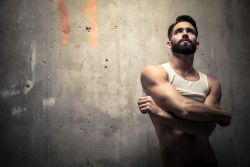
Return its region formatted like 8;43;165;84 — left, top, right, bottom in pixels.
147;84;230;123
152;107;216;136
179;100;231;122
155;94;230;122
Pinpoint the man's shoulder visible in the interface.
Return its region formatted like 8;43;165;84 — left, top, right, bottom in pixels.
205;75;221;91
141;65;168;78
196;70;220;86
141;65;163;71
140;65;169;84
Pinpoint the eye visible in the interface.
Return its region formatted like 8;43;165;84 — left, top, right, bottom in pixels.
187;28;195;34
175;28;183;34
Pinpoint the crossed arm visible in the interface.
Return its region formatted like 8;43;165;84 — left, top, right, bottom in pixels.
139;96;216;136
138;65;231;136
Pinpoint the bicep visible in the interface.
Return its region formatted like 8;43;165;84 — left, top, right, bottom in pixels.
140;66;187;113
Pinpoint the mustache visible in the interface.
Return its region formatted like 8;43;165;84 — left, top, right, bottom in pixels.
178;38;193;44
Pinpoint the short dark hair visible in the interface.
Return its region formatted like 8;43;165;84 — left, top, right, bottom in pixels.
168;15;198;40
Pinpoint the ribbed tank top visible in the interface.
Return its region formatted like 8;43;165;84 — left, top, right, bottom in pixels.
160;63;209;103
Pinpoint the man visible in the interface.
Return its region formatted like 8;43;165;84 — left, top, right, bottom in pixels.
138;15;231;167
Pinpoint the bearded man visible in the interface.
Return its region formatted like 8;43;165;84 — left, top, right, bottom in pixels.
138;15;231;167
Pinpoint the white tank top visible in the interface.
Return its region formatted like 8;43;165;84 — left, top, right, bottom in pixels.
160;63;209;103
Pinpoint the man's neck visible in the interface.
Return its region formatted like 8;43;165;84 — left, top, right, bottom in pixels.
169;53;195;74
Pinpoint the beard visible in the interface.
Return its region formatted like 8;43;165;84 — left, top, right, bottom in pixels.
171;38;197;55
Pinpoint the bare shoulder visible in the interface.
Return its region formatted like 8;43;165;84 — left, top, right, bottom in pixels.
140;65;168;88
141;65;168;81
206;75;221;94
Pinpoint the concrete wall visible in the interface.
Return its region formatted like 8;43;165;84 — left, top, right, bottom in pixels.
0;0;249;166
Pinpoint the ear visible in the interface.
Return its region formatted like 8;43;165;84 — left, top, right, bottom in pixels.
167;41;172;49
196;41;200;49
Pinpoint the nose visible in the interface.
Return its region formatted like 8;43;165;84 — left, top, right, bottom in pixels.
183;34;188;39
182;29;189;38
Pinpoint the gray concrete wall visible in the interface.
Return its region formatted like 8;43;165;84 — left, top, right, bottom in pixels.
0;0;249;166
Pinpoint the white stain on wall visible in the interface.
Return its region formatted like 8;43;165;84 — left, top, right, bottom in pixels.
1;89;20;97
12;106;26;116
43;97;56;108
23;42;37;94
23;80;34;94
30;42;36;79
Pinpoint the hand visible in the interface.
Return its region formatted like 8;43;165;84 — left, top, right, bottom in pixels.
218;113;231;127
138;96;161;115
218;119;230;127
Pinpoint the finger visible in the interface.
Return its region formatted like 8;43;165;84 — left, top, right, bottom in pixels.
140;105;150;111
138;99;151;105
140;109;148;114
138;103;149;109
139;96;151;100
138;100;146;105
139;106;150;114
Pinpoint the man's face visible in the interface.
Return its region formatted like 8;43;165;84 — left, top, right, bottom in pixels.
169;22;198;55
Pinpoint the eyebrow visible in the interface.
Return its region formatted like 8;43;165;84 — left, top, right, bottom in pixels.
174;27;195;34
174;28;183;34
186;28;195;33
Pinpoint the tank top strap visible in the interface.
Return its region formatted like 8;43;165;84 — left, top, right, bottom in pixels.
197;71;209;95
160;63;174;83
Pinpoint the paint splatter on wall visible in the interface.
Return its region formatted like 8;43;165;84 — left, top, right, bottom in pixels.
83;0;98;47
56;0;70;44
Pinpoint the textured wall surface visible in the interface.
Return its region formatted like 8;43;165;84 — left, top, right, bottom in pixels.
0;0;250;167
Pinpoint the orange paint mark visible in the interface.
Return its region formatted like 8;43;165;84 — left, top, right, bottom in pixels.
56;0;70;44
83;0;98;47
